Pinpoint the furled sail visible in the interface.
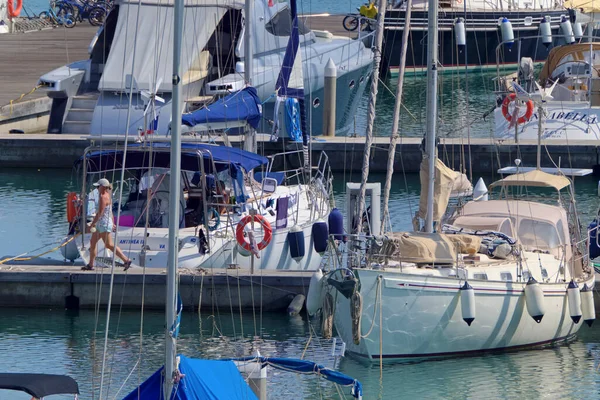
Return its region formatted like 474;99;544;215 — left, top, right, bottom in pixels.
418;157;472;227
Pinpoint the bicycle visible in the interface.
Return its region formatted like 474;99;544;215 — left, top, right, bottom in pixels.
342;3;377;32
38;4;75;28
50;0;109;26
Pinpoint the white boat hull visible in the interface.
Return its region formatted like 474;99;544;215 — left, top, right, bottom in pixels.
333;269;595;360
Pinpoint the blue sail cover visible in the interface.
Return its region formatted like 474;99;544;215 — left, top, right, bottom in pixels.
76;142;268;174
229;356;363;398
122;356;258;400
181;87;262;129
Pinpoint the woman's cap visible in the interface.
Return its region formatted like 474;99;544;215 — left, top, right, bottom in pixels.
93;178;112;189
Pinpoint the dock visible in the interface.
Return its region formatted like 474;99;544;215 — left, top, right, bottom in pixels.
1;132;599;173
0;264;312;311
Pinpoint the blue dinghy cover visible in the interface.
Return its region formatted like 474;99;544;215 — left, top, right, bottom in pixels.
181;87;262;129
122;355;257;400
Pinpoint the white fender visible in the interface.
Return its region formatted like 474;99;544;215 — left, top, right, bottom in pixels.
455;18;466;48
287;294;306;316
460;281;475;326
540;17;552;47
567;280;582;324
581;283;596;327
524;277;545;323
306;269;324;316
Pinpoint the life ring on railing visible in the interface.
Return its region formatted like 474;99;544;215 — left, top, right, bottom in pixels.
501;93;534;125
66;192;80;223
7;0;23;18
235;214;273;252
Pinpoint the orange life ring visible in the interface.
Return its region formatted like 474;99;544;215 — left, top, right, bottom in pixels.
7;0;23;18
501;93;534;125
66;192;80;223
235;214;273;252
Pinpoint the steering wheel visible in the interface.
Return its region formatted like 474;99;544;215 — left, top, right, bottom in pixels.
140;190;185;228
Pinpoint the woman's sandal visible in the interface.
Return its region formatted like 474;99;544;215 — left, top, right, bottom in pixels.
123;260;132;271
81;264;94;271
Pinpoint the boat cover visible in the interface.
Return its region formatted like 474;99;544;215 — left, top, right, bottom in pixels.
181;87;262;130
229;356;363;398
0;373;79;398
122;355;257;400
77;142;268;174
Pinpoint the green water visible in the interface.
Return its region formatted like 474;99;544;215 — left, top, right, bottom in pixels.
2;168;600;399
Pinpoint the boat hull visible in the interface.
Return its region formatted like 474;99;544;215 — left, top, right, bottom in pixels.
332;269;595;360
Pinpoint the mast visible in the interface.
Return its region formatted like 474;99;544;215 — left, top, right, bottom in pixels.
356;0;387;234
381;0;412;234
424;0;438;233
244;0;256;153
165;0;184;396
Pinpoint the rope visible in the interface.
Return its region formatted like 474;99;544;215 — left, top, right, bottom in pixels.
321;292;334;339
350;291;362;345
0;85;42;117
0;233;81;264
360;276;381;339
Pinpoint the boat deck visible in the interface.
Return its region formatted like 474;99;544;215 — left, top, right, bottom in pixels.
0;15;349;107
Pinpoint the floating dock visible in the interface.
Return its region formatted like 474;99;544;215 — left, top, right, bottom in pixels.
0;264;312;311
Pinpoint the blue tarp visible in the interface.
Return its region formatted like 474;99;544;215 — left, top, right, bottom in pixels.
229;356;363;398
77;142;268;175
181;87;262;130
122;356;257;400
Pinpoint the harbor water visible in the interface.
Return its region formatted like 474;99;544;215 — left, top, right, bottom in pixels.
2;168;600;398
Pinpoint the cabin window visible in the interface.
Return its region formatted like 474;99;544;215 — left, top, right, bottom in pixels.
500;272;513;281
313;98;320;108
265;7;311;37
349;80;356;89
518;219;561;250
522;270;531;281
473;273;488;280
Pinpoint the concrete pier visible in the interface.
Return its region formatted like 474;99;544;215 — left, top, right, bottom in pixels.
0;265;311;311
0;133;598;173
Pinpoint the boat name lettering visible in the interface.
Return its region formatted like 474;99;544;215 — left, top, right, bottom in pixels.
531;111;598;124
119;239;145;244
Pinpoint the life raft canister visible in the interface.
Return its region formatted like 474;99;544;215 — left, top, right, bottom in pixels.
235;214;273;252
7;0;23;18
66;192;80;223
501;93;534;125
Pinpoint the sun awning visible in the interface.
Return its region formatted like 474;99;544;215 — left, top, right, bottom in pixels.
99;2;229;92
489;169;571;190
0;374;79;398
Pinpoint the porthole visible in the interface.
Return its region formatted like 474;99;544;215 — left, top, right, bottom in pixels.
500;272;513;281
349;80;356;89
359;75;365;84
313;98;321;108
473;273;488;280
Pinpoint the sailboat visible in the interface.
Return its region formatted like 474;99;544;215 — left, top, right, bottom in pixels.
321;0;596;360
115;0;364;396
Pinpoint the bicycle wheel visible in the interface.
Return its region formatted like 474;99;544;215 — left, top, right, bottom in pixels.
88;6;107;26
38;11;51;22
342;15;359;32
63;16;76;28
54;2;73;18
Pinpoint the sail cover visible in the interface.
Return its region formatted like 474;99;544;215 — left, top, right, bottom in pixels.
99;1;229;92
0;374;79;398
181;87;262;130
274;0;304;99
418;158;472;226
122;356;257;400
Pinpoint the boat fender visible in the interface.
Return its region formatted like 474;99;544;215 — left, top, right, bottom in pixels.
524;277;546;323
328;208;344;240
306;269;324;316
288;225;305;262
287;294;305;316
312;220;329;254
7;0;22;18
581;283;596;327
60;236;80;262
540;17;552;48
567;280;582;324
460;281;476;326
454;18;466;49
560;16;575;44
66;192;80;223
350;291;362;344
501;93;534;125
322;292;334;339
500;17;514;49
573;21;584;40
236;214;272;253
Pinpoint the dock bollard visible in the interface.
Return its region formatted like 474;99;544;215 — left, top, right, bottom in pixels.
323;58;337;137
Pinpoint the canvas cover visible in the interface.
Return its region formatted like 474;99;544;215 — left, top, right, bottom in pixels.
99;3;227;92
418;158;472;224
445;234;482;255
489;169;571;191
382;232;457;265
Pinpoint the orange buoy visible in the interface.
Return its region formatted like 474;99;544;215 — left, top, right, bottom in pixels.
235;214;273;252
7;0;23;18
501;93;534;125
66;192;79;223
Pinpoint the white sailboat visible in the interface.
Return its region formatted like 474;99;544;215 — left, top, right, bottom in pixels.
322;0;596;360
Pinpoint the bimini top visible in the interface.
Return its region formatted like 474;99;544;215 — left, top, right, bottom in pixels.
489;169;571;191
77;142;268;174
539;43;600;83
0;373;79;398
